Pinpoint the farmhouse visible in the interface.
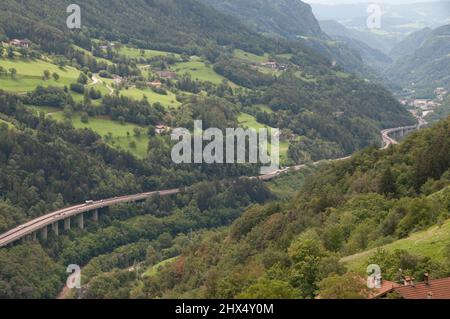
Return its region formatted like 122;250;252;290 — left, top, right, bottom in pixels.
148;80;162;88
261;59;278;69
9;39;31;49
155;124;170;134
373;274;450;299
156;70;177;79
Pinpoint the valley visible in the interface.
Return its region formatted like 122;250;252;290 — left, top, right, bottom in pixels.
0;0;449;302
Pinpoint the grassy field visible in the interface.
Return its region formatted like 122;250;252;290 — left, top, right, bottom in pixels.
49;112;149;158
118;46;178;59
238;112;289;162
119;87;180;108
171;57;225;84
143;256;180;277
0;58;80;92
342;219;450;272
233;49;269;64
72;45;113;65
238;112;268;130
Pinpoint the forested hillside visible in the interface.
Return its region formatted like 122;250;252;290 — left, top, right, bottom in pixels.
79;117;450;299
387;25;450;93
198;0;324;38
198;0;383;79
0;0;273;55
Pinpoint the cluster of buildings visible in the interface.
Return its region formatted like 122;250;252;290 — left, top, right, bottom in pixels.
399;87;448;117
259;59;288;72
435;87;448;102
8;39;31;49
98;42;116;50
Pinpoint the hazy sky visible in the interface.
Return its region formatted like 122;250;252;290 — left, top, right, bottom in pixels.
304;0;444;4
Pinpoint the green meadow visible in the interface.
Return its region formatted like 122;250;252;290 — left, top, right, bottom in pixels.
342;217;450;272
118;46;178;59
144;256;180;277
0;58;80;92
71;45;113;65
49;112;149;158
238;112;289;162
119;87;181;108
233;49;269;64
171;57;225;84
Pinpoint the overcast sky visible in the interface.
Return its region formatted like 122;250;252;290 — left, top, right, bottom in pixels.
304;0;445;4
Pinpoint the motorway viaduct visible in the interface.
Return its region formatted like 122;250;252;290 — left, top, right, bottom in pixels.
0;122;422;248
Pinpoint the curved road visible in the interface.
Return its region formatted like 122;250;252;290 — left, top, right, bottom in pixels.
0;122;420;248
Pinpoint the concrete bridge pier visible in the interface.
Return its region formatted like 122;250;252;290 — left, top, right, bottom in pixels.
52;222;59;236
78;213;84;230
92;210;98;222
41;226;48;240
32;232;37;241
64;218;71;231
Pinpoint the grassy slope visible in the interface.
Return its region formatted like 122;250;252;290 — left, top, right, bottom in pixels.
342;219;450;271
143;256;180;277
49;112;149;158
118;46;178;59
237;112;289;162
171;57;225;84
0;58;80;92
119;87;180;108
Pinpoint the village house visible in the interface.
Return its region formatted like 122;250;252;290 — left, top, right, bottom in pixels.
99;42;116;50
155;124;170;135
9;39;31;49
156;70;177;79
372;274;450;299
261;59;278;69
147;80;162;88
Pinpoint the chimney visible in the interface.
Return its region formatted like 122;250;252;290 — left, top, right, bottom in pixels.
424;273;430;285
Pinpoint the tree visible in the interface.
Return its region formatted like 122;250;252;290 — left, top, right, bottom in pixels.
237;277;299;299
52;73;60;81
43;70;51;80
9;68;17;79
78;73;89;84
379;168;396;195
7;47;14;59
318;273;369;299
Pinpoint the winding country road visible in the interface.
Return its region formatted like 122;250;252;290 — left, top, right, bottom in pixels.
0;121;422;248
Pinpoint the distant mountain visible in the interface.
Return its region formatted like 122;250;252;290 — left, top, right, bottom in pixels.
311;1;450;53
389;27;433;61
320;20;392;70
198;0;379;79
387;24;450;92
312;1;450;31
198;0;325;39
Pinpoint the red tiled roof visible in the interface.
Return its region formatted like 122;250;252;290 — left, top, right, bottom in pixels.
370;280;401;299
394;277;450;299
